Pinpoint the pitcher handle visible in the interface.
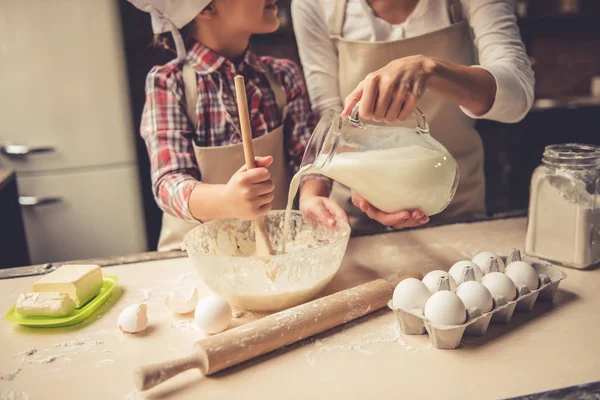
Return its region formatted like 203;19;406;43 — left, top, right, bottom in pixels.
348;102;429;133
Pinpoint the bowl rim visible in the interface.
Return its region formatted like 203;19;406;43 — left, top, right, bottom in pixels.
181;210;351;259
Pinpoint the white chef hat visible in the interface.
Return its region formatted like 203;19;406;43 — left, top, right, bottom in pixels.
127;0;212;61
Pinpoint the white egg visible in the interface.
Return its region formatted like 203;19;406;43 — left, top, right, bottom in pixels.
449;260;483;284
424;291;467;326
392;278;431;311
481;272;517;302
456;281;493;314
118;303;148;333
472;252;505;274
195;296;232;334
422;270;458;294
165;286;199;314
505;261;539;291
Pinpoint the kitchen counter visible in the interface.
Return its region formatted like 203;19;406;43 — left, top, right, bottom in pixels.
1;218;599;400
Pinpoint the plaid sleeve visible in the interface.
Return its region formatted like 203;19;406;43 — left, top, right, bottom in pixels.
271;59;333;191
140;66;200;222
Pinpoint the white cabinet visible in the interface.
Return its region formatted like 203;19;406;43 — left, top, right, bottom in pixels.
0;0;136;172
0;0;147;263
18;166;146;264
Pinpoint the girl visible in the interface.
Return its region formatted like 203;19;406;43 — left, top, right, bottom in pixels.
128;0;347;250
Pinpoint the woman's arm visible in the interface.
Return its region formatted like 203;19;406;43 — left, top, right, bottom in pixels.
343;0;534;124
291;0;344;115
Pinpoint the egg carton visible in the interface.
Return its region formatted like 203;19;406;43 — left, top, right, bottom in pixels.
388;255;567;349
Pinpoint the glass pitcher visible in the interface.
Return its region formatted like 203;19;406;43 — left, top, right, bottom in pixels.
300;104;459;216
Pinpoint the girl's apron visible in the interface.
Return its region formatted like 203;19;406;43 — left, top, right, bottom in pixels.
157;66;290;251
329;0;486;231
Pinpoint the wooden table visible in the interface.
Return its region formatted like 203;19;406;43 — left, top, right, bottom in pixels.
1;218;599;400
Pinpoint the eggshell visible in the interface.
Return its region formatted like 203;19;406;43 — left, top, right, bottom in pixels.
449;261;483;284
505;261;539;291
456;281;493;314
392;278;431;311
472;252;505;273
424;291;467;326
481;272;517;302
195;296;232;334
118;303;148;333
165;286;199;314
422;270;458;293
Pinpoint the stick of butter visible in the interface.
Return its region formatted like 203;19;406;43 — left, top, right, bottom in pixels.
33;264;103;307
16;292;76;317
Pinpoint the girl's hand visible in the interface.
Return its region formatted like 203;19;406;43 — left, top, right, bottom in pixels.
300;196;349;227
341;55;436;123
224;156;275;220
351;192;429;229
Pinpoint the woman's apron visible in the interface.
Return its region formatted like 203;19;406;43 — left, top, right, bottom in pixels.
157;66;290;251
329;0;486;231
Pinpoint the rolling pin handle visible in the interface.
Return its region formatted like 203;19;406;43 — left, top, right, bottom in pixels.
135;353;204;391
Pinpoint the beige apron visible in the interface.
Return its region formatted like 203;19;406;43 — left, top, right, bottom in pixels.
329;0;486;231
157;65;290;251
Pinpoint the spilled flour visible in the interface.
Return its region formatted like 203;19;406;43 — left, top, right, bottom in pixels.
53;338;104;349
0;366;22;381
10;349;37;359
169;320;201;332
0;390;29;400
305;322;415;365
1;337;108;381
26;355;64;364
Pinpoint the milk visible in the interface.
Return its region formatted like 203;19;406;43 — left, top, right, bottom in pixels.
281;145;457;252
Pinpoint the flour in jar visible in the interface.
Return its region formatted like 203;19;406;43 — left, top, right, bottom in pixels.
526;176;600;268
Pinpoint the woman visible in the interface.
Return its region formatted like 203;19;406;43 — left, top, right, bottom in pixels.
292;0;535;231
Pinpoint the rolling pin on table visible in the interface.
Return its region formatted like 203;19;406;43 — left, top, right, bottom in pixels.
1;217;600;400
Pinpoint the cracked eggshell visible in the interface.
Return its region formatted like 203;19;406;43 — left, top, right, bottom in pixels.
195;296;232;334
472;252;505;273
165;286;199;314
424;291;467;326
392;278;431;311
505;261;539;291
481;272;517;302
456;281;494;314
118;303;148;333
449;260;483;284
422;270;458;293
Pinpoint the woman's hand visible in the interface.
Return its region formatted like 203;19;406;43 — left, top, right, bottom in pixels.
341;55;436;122
300;196;349;227
352;192;429;229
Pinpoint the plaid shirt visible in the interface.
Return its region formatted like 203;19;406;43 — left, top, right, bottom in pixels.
141;42;321;222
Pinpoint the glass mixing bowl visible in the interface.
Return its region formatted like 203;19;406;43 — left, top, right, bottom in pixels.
182;211;350;312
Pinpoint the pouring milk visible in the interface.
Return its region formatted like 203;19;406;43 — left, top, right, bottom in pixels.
281;142;457;253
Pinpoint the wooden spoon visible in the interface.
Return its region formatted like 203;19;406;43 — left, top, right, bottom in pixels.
234;75;274;256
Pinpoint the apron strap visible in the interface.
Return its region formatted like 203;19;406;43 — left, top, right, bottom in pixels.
329;0;348;38
182;64;198;126
263;70;288;115
448;0;464;24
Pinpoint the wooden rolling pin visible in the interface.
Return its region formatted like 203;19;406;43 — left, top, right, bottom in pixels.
234;75;274;256
135;271;421;391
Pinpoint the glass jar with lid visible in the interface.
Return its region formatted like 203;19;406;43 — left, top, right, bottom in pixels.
525;144;600;269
